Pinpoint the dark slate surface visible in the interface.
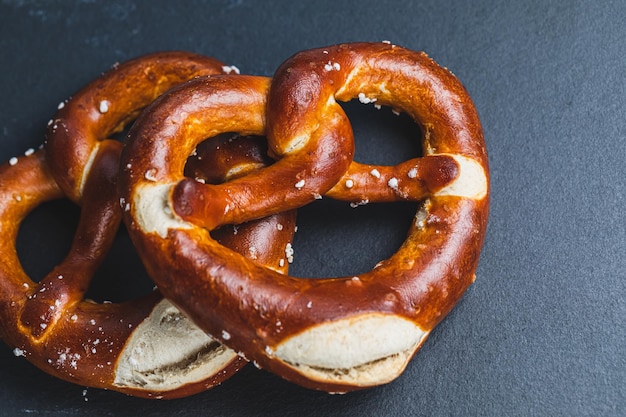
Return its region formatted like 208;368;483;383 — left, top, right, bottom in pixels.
0;1;624;416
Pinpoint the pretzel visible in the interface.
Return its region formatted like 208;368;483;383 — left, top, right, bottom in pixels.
1;52;296;398
0;140;295;398
120;41;489;393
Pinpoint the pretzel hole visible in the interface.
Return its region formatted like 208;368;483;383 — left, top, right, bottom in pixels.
184;133;272;184
290;199;417;278
16;198;154;303
108;126;131;143
339;99;423;164
87;224;154;303
16;199;77;284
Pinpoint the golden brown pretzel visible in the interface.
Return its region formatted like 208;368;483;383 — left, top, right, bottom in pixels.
2;51;296;397
0;142;295;398
119;42;489;392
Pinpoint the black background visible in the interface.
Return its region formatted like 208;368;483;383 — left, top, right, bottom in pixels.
1;1;624;416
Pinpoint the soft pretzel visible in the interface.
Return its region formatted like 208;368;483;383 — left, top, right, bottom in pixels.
0;142;295;398
119;42;489;392
2;51;297;398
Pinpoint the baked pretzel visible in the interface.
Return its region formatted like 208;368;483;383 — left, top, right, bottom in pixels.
119;42;489;392
2;52;296;398
0;141;295;398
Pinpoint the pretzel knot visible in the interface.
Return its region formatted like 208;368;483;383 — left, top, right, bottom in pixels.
120;42;489;392
0;54;295;398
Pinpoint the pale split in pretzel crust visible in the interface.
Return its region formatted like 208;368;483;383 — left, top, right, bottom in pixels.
273;314;429;386
433;154;488;200
114;299;238;391
131;182;191;238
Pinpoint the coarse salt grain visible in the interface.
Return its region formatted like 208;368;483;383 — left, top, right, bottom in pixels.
370;168;381;178
99;100;109;114
285;243;294;263
144;168;157;181
345;179;354;188
350;199;369;208
222;65;240;74
9;157;18;166
407;168;418;178
249;246;258;259
324;61;341;71
294;179;305;189
358;92;376;104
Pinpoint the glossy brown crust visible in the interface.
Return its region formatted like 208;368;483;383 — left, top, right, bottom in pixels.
120;42;489;392
44;51;227;203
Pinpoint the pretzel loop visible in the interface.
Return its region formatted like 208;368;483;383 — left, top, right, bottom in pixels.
17;142;121;341
44;51;228;203
120;42;489;392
